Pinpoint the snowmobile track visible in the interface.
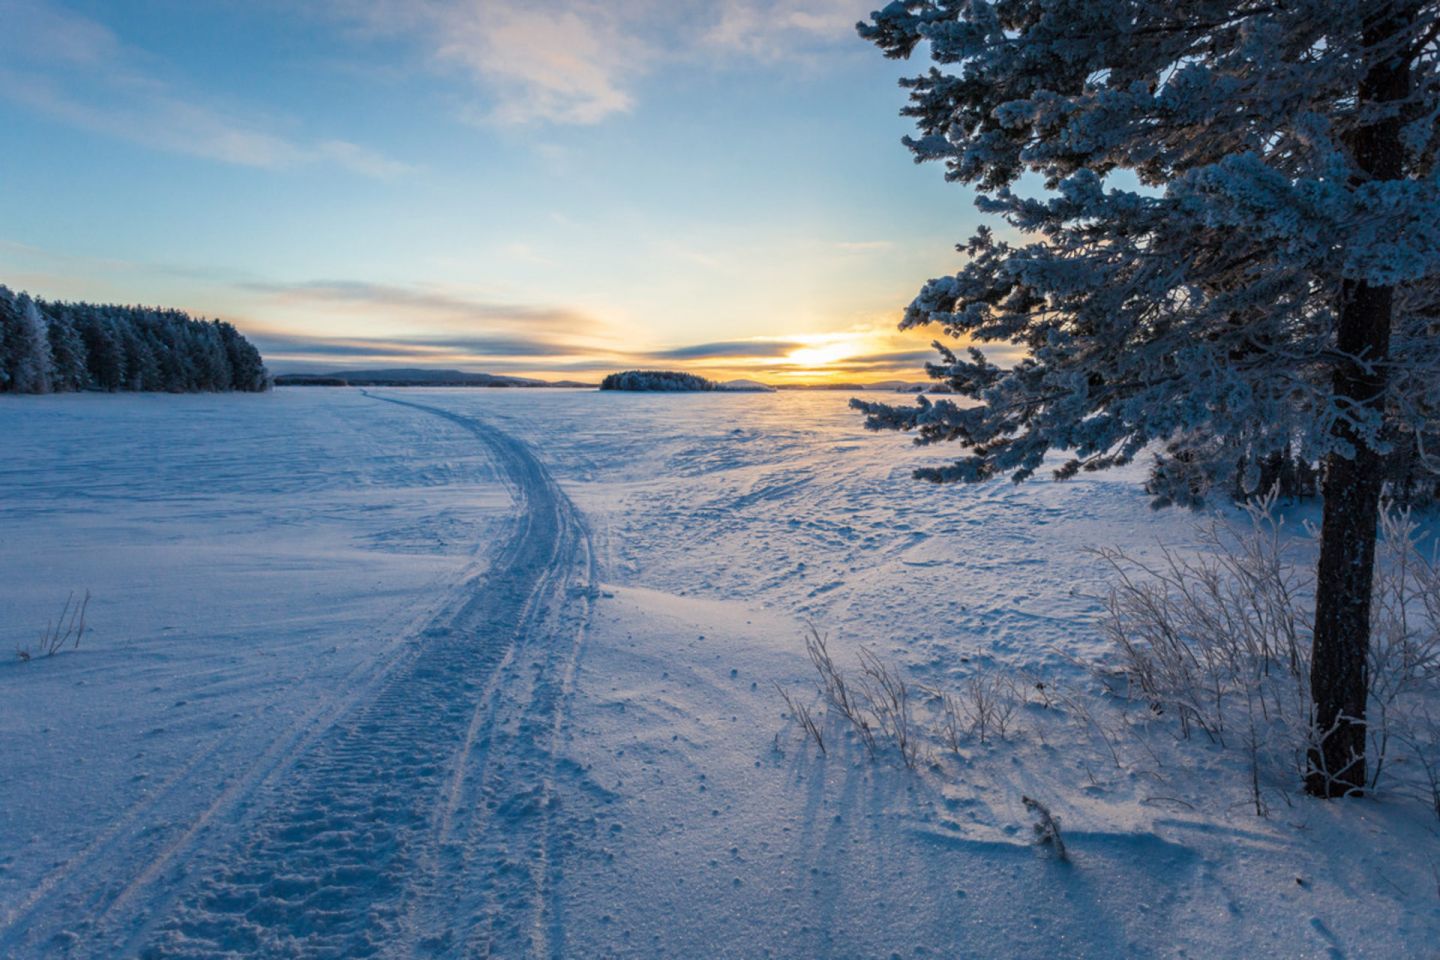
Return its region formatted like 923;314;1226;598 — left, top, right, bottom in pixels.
36;393;596;959
0;516;471;958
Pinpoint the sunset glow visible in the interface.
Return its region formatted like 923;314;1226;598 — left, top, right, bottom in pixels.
0;0;979;384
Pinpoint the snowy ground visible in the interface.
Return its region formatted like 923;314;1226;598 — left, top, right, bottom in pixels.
1;387;1437;958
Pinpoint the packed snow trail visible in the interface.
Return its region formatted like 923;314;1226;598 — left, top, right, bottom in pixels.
116;393;597;958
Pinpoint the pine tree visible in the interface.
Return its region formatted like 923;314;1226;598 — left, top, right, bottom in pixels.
46;307;89;391
0;287;15;391
125;319;162;391
852;1;1440;797
5;293;56;394
76;312;126;391
218;320;269;391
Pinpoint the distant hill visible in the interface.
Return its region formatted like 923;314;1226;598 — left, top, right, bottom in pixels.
716;379;776;392
274;368;595;388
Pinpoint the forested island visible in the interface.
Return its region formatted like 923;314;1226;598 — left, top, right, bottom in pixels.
599;370;775;392
0;285;269;394
600;370;716;391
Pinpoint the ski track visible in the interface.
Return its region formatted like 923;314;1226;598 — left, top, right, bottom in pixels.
17;393;596;959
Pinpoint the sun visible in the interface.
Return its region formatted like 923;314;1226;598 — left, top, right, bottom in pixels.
783;342;855;369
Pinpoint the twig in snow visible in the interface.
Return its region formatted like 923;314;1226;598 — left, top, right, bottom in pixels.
1022;795;1068;862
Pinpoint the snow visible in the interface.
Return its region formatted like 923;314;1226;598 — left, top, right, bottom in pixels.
1;387;1436;958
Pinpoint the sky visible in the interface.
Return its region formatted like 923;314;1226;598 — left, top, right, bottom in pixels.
0;0;989;383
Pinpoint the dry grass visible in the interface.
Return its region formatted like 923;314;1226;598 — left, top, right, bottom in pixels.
1098;494;1440;812
17;590;89;663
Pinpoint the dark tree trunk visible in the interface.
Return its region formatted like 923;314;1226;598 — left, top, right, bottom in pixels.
1309;283;1391;796
1306;6;1413;798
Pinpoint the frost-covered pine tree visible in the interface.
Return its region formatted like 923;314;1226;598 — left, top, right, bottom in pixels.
0;288;56;394
46;310;89;392
852;1;1440;797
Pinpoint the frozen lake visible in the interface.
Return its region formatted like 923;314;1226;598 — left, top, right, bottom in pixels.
1;388;1435;958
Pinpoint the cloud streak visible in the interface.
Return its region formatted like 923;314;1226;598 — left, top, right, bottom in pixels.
0;0;410;176
703;0;863;61
440;5;644;125
251;331;582;359
335;0;867;125
240;279;603;335
651;339;806;360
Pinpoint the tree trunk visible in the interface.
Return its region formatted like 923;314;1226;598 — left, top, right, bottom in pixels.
1306;6;1412;798
1309;284;1391;797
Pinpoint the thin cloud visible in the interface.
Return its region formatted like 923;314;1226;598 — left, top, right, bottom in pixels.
252;331;579;359
704;0;864;61
0;0;410;177
652;339;805;360
810;349;941;371
441;5;644;125
252;334;440;360
240;279;602;333
339;0;645;126
333;0;868;126
314;140;414;179
259;336;627;375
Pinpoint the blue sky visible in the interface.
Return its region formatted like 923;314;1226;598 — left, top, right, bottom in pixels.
0;0;986;381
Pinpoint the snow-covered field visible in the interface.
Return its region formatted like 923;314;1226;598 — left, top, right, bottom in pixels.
1;388;1436;958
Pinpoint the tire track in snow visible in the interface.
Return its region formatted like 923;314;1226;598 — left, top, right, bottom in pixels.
118;393;595;958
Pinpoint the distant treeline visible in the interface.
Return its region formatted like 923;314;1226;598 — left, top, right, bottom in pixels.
0;285;269;394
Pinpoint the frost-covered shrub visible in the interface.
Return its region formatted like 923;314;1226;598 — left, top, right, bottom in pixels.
774;681;826;755
780;626;928;766
937;671;1020;748
781;626;1034;770
599;370;716;392
1099;497;1440;809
